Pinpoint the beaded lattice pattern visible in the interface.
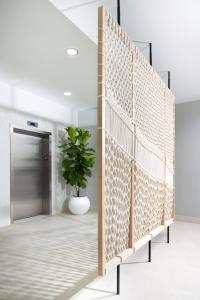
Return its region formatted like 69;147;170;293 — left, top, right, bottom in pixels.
105;134;132;262
134;164;165;242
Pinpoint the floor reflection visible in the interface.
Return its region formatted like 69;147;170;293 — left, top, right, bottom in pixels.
0;213;97;300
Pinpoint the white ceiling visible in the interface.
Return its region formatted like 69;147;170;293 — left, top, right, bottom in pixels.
0;0;97;110
50;0;117;44
50;0;200;104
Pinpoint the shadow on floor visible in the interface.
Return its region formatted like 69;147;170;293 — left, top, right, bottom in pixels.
0;213;98;300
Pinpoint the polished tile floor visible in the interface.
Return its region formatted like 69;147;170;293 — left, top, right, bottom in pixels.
71;221;200;300
0;213;97;300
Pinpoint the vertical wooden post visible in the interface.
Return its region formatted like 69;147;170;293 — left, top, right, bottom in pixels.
172;196;175;219
98;6;106;276
161;207;165;226
129;49;136;248
129;159;135;248
162;156;166;225
172;101;175;220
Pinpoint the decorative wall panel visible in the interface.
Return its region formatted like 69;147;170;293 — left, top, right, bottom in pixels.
98;6;175;275
105;134;132;262
134;50;166;240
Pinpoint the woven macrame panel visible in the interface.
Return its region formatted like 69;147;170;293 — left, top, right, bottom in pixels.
135;48;165;153
105;13;134;123
103;9;134;264
98;7;175;275
98;7;134;274
105;134;132;262
135;48;175;238
134;164;165;242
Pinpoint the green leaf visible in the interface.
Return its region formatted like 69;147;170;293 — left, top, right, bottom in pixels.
78;128;91;145
66;126;78;144
85;148;95;152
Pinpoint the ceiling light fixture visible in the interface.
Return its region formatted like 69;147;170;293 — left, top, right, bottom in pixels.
66;48;79;56
64;91;72;96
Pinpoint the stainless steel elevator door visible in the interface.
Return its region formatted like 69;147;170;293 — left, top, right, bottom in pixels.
11;128;50;221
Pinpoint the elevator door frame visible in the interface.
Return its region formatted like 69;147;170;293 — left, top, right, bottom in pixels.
10;125;52;223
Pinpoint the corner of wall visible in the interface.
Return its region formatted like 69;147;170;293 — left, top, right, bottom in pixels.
78;108;97;128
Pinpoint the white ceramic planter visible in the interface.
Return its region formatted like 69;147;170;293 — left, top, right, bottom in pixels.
68;196;90;215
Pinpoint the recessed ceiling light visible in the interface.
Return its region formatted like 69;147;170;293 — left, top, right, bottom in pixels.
66;48;78;56
64;91;72;96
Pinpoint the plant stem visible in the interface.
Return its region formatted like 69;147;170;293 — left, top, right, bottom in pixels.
75;186;79;197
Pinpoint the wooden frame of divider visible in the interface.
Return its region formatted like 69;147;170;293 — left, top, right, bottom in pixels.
98;6;106;276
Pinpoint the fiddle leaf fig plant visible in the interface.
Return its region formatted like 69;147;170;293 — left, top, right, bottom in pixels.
59;126;95;197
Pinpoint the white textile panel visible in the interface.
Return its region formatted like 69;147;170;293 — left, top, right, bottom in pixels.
135;129;165;182
105;99;134;158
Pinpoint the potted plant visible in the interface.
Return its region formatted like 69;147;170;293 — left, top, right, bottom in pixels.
59;126;95;215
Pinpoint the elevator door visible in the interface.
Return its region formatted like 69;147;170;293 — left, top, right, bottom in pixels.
11;128;51;222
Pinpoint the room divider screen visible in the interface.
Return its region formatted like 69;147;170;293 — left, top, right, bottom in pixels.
98;7;175;276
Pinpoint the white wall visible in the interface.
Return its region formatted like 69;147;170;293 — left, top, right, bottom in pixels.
0;80;73;227
78;108;97;127
0;81;71;124
176;100;200;219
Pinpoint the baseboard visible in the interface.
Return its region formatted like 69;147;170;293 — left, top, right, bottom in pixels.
175;215;200;224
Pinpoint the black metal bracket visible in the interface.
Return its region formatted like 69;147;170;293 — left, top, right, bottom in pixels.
116;0;153;66
157;70;171;89
149;43;152;66
167;226;170;243
133;41;152;66
148;240;151;262
115;240;152;295
117;0;121;25
168;71;171;89
117;264;120;294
